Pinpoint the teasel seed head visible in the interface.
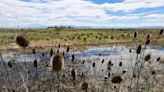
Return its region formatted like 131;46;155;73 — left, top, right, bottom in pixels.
42;53;45;57
50;48;53;57
159;29;163;35
146;34;151;40
92;62;95;68
71;67;77;80
145;54;151;61
66;46;70;53
101;59;105;64
151;71;156;75
157;57;160;61
129;49;132;53
58;44;60;48
111;75;123;84
122;69;127;74
119;61;122;67
7;61;13;68
51;53;65;72
136;45;142;54
16;35;29;48
82;60;85;64
81;81;89;91
32;48;36;54
134;31;138;38
145;39;150;45
71;54;75;62
33;59;38;68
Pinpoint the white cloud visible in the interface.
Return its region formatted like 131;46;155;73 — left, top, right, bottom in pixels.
0;0;163;28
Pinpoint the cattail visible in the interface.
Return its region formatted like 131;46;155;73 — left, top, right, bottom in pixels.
101;59;104;64
7;61;13;68
50;49;53;57
159;29;163;35
51;53;65;71
81;81;89;91
33;59;38;68
92;62;95;68
157;57;160;61
32;48;36;54
71;67;77;80
66;46;70;52
72;54;75;62
119;61;122;67
16;35;29;47
111;75;123;84
145;54;151;61
136;45;142;54
134;31;138;38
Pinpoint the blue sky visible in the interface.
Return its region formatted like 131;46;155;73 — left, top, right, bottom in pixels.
0;0;164;28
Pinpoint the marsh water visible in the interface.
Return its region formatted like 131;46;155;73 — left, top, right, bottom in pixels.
1;45;164;75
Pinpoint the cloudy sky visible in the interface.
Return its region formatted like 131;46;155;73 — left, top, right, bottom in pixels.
0;0;164;28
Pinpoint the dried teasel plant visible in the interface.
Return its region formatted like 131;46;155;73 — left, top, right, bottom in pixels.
136;45;142;54
50;48;53;57
81;81;89;91
16;35;29;48
50;52;65;72
33;59;38;69
145;54;151;61
134;31;138;38
111;75;123;84
71;67;77;80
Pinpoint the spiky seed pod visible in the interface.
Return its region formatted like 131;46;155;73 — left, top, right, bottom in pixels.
33;59;38;68
71;68;77;80
119;61;122;67
108;60;112;66
157;57;160;61
134;31;138;38
145;54;151;61
16;35;29;48
145;39;150;45
151;71;156;75
57;49;59;53
108;72;111;77
104;76;108;81
50;49;53;57
122;69;127;74
111;75;123;84
99;53;101;56
51;53;65;72
81;81;89;91
129;49;132;53
146;34;151;40
58;44;60;48
7;62;13;68
32;48;36;54
42;53;45;57
159;29;163;35
72;54;75;62
62;52;65;56
45;61;49;67
66;46;70;52
82;60;85;64
136;45;142;54
133;74;136;78
92;62;95;68
101;59;104;64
